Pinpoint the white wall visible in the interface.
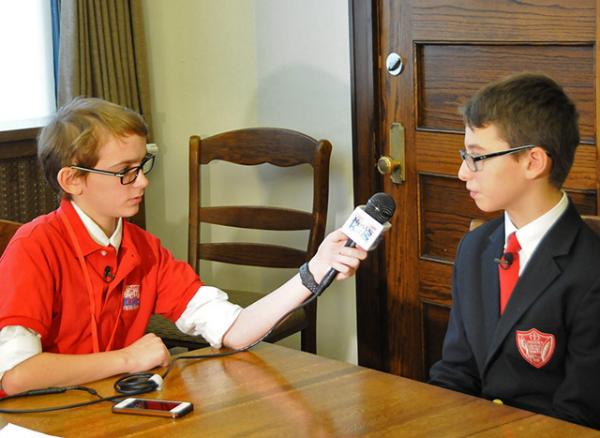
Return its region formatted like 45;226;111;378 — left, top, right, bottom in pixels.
143;0;357;363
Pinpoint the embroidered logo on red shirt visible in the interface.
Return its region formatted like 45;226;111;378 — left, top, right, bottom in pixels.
123;285;140;311
516;328;555;368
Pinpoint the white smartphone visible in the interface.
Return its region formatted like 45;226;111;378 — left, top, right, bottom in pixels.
112;398;193;418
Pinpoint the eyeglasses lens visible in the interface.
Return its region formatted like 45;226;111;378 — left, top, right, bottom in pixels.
122;155;155;185
460;150;475;172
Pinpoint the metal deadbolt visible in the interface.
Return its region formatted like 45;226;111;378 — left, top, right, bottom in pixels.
386;52;404;76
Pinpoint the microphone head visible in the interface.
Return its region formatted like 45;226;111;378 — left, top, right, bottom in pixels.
364;192;396;224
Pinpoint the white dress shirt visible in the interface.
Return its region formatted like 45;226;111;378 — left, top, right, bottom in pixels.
503;192;569;275
0;201;241;385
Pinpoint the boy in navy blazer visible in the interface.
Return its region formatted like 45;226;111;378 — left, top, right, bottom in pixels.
429;73;600;429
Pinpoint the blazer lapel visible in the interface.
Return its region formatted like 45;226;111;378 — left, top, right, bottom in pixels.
479;224;503;359
483;202;580;372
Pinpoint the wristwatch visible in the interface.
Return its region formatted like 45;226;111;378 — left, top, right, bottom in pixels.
299;262;320;296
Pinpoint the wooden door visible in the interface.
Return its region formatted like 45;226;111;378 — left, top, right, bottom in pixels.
350;0;598;380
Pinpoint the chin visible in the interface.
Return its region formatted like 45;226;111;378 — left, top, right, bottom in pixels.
473;199;497;213
120;206;140;218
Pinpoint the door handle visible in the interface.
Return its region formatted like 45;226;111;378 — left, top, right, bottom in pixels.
377;122;405;184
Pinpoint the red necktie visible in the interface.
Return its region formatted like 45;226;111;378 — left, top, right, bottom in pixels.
499;232;521;315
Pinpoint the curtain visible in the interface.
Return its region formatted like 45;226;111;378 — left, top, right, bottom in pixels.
57;0;153;139
51;0;61;99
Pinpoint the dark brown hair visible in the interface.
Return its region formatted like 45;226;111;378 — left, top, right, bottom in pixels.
461;72;579;188
38;97;148;197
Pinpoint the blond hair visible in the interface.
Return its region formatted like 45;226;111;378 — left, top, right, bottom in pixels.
38;97;148;197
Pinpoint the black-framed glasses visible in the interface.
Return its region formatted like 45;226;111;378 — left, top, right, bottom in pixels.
70;153;156;185
459;144;536;172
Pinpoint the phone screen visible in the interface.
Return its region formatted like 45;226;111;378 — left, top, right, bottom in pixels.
126;399;181;411
113;398;193;418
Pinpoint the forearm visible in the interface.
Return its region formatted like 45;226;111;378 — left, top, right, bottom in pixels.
2;332;170;395
222;273;311;349
221;229;366;350
1;350;129;395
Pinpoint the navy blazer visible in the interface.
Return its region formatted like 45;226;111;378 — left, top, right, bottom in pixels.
429;201;600;429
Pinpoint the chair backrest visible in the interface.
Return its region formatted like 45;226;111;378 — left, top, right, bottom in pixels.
0;219;22;256
469;218;485;231
581;215;600;237
188;128;332;272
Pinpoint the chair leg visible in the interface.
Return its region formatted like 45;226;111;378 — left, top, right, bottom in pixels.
300;324;317;354
301;300;317;353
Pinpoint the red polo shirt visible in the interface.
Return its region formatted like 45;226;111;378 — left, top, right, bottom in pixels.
0;200;201;354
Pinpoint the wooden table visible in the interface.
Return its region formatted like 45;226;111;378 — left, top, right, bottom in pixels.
0;343;597;437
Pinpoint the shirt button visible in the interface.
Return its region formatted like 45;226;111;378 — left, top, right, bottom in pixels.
101;250;107;256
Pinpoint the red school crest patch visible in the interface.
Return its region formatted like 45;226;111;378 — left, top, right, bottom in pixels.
515;328;556;368
123;285;140;311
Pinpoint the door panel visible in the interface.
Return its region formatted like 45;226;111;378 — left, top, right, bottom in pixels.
352;0;598;380
408;1;594;42
417;44;594;140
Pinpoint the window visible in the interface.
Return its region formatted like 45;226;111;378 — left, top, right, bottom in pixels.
0;1;56;131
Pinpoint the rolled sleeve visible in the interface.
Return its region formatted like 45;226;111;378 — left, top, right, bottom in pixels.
175;286;242;348
0;326;42;386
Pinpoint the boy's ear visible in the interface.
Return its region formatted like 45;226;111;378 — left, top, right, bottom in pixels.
57;167;85;196
524;146;552;180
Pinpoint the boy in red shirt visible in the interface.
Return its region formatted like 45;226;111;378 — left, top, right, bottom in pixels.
0;97;366;395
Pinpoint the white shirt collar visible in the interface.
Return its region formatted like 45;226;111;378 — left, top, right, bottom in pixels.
503;192;568;273
70;201;123;250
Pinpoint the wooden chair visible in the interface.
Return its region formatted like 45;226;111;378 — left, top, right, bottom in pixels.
147;128;331;353
0;219;22;255
469;218;485;231
581;215;600;237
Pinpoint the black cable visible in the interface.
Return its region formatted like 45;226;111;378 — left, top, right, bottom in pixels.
0;292;319;413
113;373;159;395
0;385;124;414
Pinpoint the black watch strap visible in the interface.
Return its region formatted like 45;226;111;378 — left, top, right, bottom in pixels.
299;262;320;296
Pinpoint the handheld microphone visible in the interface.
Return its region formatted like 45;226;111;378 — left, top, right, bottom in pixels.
494;252;514;270
316;192;396;295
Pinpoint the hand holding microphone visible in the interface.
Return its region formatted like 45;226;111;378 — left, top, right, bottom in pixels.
301;193;396;296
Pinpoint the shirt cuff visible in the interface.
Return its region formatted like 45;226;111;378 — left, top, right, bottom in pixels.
0;326;42;388
175;286;242;349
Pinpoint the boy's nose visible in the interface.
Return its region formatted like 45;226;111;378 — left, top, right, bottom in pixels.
458;160;471;181
134;170;149;188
